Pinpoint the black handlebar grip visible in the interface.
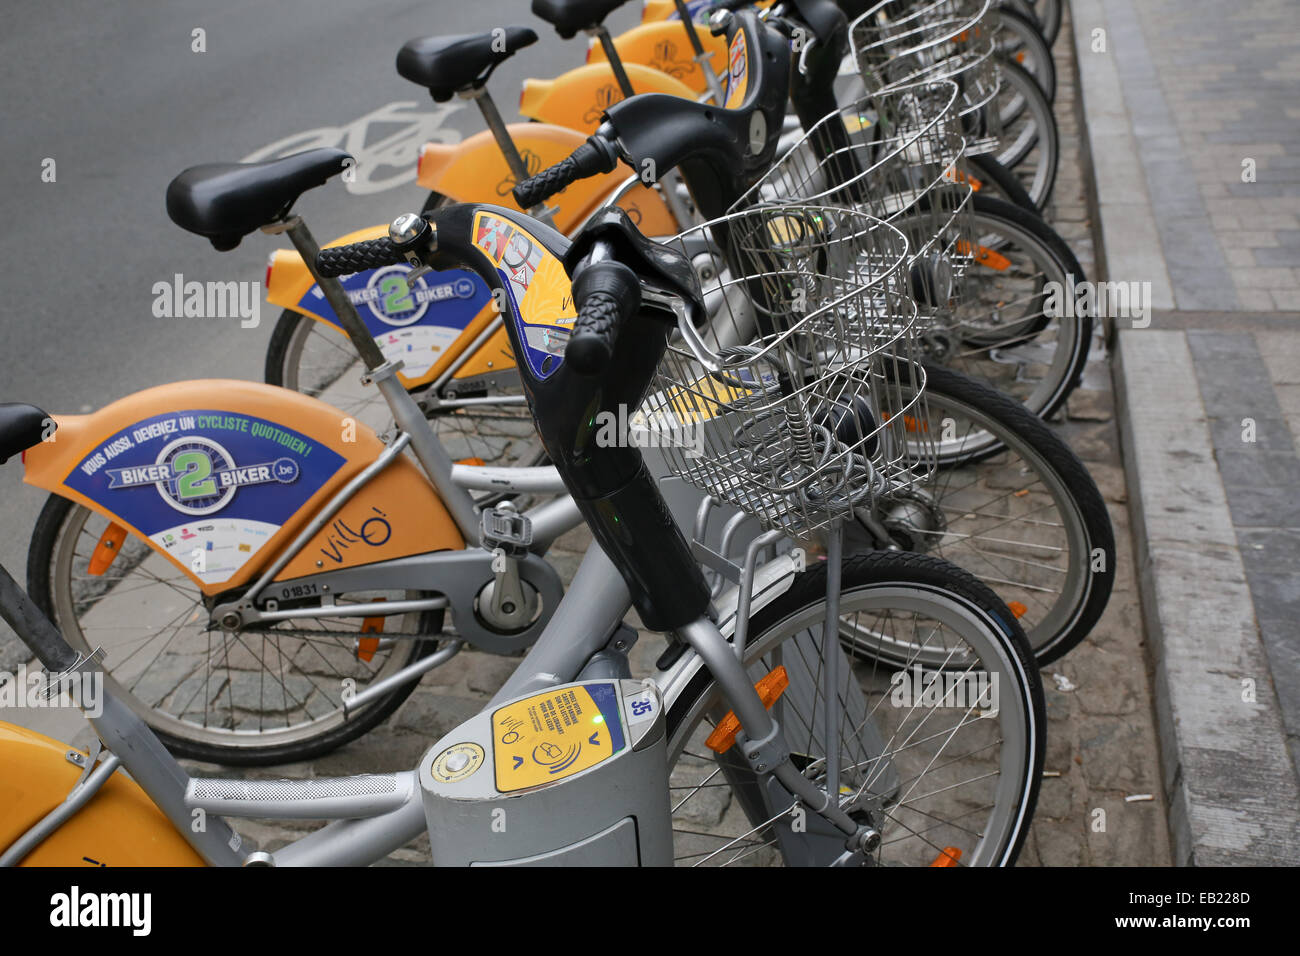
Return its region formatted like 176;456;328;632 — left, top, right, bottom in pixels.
566;259;641;375
513;155;581;210
316;237;406;277
513;136;619;209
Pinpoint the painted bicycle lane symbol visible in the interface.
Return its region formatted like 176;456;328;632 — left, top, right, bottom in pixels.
241;100;464;195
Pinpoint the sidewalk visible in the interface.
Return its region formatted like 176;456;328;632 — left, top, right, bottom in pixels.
1071;0;1300;864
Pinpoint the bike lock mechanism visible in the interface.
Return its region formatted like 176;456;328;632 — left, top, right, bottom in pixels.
418;679;672;865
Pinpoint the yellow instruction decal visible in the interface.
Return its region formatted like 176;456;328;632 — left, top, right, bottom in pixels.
492;683;626;793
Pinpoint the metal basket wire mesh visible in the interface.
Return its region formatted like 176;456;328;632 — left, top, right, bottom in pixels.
849;0;1003;155
735;81;982;361
638;204;934;536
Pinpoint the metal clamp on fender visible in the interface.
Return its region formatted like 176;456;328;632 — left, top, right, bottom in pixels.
736;718;791;776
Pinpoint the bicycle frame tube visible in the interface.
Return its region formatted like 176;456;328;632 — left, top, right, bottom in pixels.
282;218;481;541
273;542;635;866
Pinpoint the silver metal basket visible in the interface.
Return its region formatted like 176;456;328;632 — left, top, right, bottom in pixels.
638;204;934;536
850;0;1003;155
735;81;983;363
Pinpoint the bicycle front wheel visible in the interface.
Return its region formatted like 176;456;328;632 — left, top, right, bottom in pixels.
878;364;1115;665
663;550;1044;867
990;56;1059;209
898;194;1091;419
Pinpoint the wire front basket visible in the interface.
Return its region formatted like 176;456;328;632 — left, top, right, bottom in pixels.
850;0;1003;155
736;80;980;348
639;204;934;536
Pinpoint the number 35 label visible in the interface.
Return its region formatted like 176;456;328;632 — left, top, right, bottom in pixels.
624;690;658;725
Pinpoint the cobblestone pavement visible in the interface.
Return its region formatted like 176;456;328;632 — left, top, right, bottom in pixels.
170;5;1173;866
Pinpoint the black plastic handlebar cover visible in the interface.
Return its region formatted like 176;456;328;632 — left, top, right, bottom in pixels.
601;8;790;219
512;135;619;209
567;259;642;375
316;237;407;277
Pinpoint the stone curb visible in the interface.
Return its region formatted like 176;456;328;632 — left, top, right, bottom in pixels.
1070;0;1300;864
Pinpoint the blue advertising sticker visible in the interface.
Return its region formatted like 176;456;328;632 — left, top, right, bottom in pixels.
297;265;493;378
65;411;347;584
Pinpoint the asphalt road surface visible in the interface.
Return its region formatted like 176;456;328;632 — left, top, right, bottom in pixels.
0;0;643;668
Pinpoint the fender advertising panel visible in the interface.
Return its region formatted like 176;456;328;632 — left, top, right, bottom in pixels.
519;62;700;134
265;224;498;390
24;380;463;597
267;125;677;392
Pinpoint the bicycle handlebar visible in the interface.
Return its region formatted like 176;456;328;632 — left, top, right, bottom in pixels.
566;252;642;375
316;236;408;277
512;134;619;210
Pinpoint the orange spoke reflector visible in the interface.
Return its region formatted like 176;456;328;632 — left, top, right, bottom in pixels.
456;457;486;467
1014;488;1030;497
358;599;387;661
87;523;128;576
931;846;963;867
1016;50;1026;63
705;666;790;754
883;412;930;433
944;167;983;191
1007;601;1028;619
956;241;1012;271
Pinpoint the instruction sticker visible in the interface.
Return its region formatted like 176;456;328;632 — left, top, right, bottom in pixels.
471;211;577;382
492;684;626;793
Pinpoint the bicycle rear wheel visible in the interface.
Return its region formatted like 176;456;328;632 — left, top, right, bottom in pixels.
662;550;1044;866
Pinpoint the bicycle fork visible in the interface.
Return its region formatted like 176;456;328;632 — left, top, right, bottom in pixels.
675;532;886;865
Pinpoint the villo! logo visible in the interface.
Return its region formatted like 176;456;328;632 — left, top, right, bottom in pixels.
105;436;299;516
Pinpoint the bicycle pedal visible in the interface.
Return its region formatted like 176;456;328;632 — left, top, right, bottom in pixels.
480;505;532;556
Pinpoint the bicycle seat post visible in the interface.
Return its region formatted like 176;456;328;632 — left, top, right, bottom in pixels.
585;24;636;98
265;216;389;372
672;0;727;103
460;87;556;226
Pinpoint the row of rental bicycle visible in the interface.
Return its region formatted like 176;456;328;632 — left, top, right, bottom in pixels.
0;0;1112;866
